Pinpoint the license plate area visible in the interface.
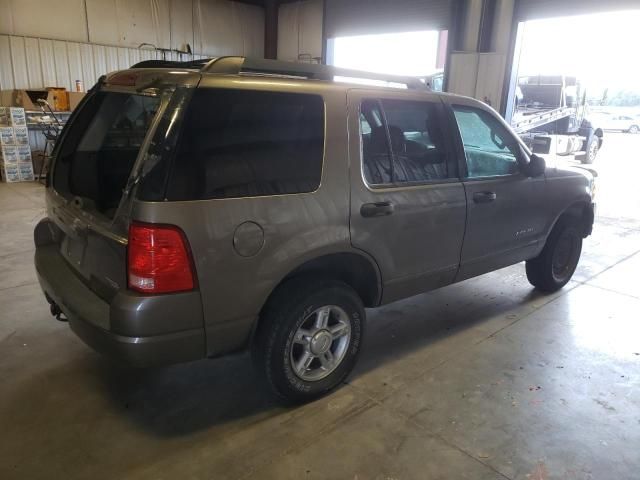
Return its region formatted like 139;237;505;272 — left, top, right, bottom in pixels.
62;235;87;270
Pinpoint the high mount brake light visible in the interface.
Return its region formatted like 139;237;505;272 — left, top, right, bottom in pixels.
107;72;139;87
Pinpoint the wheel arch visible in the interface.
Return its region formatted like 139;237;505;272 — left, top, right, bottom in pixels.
272;251;382;308
248;250;383;347
548;200;594;241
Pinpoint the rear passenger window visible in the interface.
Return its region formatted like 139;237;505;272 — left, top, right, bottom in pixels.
360;100;392;185
360;98;449;186
167;89;324;200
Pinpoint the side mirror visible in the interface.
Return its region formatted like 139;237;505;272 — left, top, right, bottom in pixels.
526;154;546;177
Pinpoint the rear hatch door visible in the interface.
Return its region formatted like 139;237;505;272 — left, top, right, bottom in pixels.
48;69;199;301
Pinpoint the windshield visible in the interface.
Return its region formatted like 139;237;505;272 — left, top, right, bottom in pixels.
52;92;161;219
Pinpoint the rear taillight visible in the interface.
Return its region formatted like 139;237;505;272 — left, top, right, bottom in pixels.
127;223;195;294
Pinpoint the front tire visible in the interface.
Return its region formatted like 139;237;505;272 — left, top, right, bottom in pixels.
526;218;583;293
579;135;599;164
253;278;365;403
629;125;639;134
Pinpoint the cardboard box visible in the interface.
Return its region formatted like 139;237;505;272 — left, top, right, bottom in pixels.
1;162;21;182
68;92;86;111
0;127;14;145
18;162;34;181
47;88;69;111
0;107;9;126
9;107;26;126
17;145;32;163
1;146;18;163
12;126;29;146
0;89;67;111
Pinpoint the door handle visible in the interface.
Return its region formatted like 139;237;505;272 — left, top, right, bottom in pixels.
473;191;497;204
360;201;394;218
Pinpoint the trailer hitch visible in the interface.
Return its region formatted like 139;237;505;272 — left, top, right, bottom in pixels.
50;302;68;322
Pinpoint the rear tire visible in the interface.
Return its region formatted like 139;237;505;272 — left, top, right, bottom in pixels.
629;125;639;134
526;218;583;293
253;277;365;403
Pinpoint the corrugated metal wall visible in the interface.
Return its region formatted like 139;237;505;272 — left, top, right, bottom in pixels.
0;34;206;91
0;0;264;92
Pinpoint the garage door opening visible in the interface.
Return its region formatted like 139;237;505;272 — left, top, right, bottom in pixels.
326;30;447;88
506;9;640;221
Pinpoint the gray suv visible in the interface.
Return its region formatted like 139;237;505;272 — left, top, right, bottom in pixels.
35;57;595;402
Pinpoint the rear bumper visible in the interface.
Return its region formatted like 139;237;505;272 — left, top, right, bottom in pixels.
35;242;206;367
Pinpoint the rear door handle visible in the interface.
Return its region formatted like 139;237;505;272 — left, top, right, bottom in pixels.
473;191;497;204
360;201;394;218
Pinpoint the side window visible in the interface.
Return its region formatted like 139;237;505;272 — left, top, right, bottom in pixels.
166;88;324;200
452;105;520;178
359;98;449;186
381;99;449;183
360;100;392;185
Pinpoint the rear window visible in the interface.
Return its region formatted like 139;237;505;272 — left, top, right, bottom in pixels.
53;92;160;218
165;88;324;200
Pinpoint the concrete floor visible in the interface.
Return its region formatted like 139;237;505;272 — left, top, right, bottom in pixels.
1;133;640;480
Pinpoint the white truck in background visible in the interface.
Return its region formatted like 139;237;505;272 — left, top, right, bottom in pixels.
511;75;603;164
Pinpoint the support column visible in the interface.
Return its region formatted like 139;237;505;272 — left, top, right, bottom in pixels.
264;0;279;59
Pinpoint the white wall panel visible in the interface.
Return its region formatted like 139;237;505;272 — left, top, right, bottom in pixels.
105;46;119;74
0;0;89;42
79;43;95;86
38;39;57;88
86;0;172;49
53;41;71;88
0;0;264;59
193;0;264;57
67;43;83;87
0;3;13;35
0;35;15;90
0;1;265;96
448;52;479;98
278;0;323;62
170;0;194;52
9;36;28;88
24;37;43;88
239;3;266;57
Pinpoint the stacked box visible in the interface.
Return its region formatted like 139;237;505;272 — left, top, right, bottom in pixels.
0;146;19;182
13;126;29;145
0;127;14;145
9;107;26;126
0;107;34;182
18;163;34;181
0;107;9;125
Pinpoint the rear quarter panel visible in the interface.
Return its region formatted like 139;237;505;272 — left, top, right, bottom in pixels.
131;78;355;356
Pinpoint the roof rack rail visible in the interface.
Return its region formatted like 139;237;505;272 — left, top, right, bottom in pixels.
131;56;426;90
201;56;426;90
131;59;211;69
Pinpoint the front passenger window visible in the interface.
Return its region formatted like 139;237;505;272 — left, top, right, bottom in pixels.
453;106;520;178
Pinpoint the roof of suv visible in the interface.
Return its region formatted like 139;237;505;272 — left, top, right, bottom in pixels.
130;55;436;93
